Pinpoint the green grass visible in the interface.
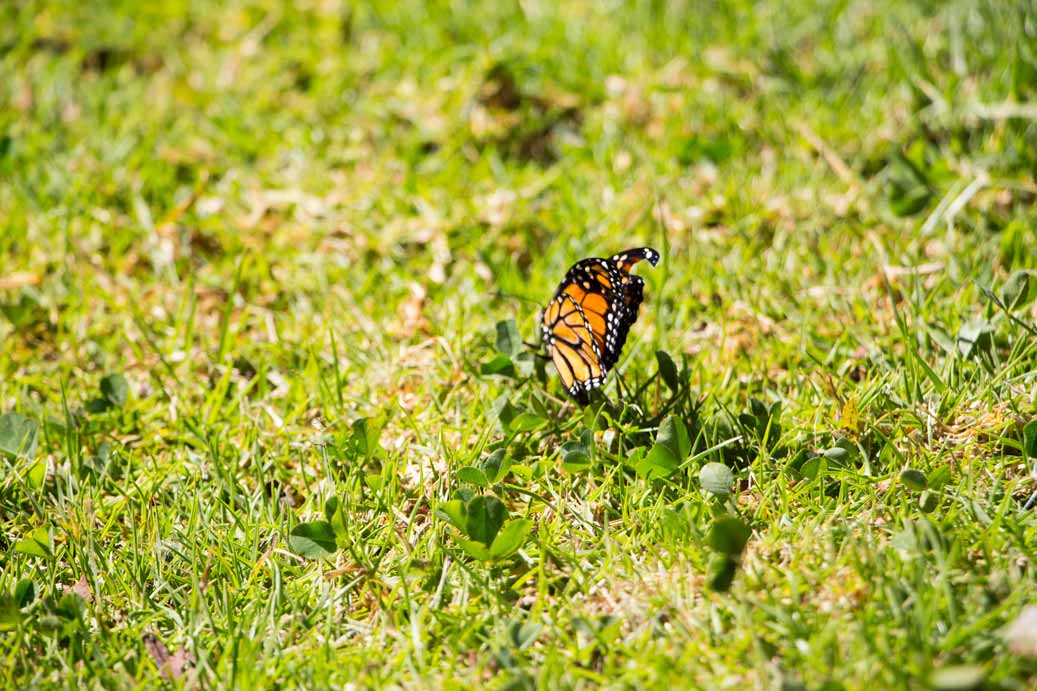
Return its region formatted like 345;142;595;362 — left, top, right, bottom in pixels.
3;0;1037;688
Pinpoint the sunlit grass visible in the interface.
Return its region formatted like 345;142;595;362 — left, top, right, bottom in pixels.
2;0;1037;688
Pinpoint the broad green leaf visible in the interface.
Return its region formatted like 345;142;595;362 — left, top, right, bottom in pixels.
1024;420;1037;460
479;449;511;483
55;592;85;622
0;412;38;459
324;496;340;523
635;416;687;479
919;490;938;513
0;596;21;632
699;462;734;496
1002;270;1037;310
14;579;35;607
288;521;338;559
655;350;679;392
512;351;535;377
455;537;492;561
582;403;602;431
456;466;490;487
707;516;751;555
822;446;849;464
656;416;690;461
480;354;515;377
800;456;822;480
495;319;523;357
634;443;679;480
454;488;476;503
509;412;546;432
100;373;130;407
85;397;112;414
560;440;591;472
928;466;952;489
738;397;784;448
493;396;520;429
957;320;993;358
783;448;809;477
349;417;384;459
324;496;348;538
709;555;739;592
466;495;507;545
27;459;46;489
508;464;533;482
434;500;467;533
489;518;533;559
329;501;348;538
900;468;927;492
528;391;549;419
14;525;51;558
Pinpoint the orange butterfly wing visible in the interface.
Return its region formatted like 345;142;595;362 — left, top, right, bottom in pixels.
541;247;658;402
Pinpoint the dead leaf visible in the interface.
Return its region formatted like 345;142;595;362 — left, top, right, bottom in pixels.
143;634;170;671
165;647;195;679
143;633;195;680
70;574;93;602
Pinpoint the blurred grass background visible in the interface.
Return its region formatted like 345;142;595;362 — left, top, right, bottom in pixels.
2;0;1037;688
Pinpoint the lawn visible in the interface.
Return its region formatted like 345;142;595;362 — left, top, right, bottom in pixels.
3;0;1037;688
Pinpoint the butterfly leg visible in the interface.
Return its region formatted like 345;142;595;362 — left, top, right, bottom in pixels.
523;340;552;361
614;368;632;403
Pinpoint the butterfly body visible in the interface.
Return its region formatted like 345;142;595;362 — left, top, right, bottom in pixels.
541;247;659;402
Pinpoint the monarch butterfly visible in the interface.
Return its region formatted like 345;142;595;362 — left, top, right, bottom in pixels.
541;247;660;403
